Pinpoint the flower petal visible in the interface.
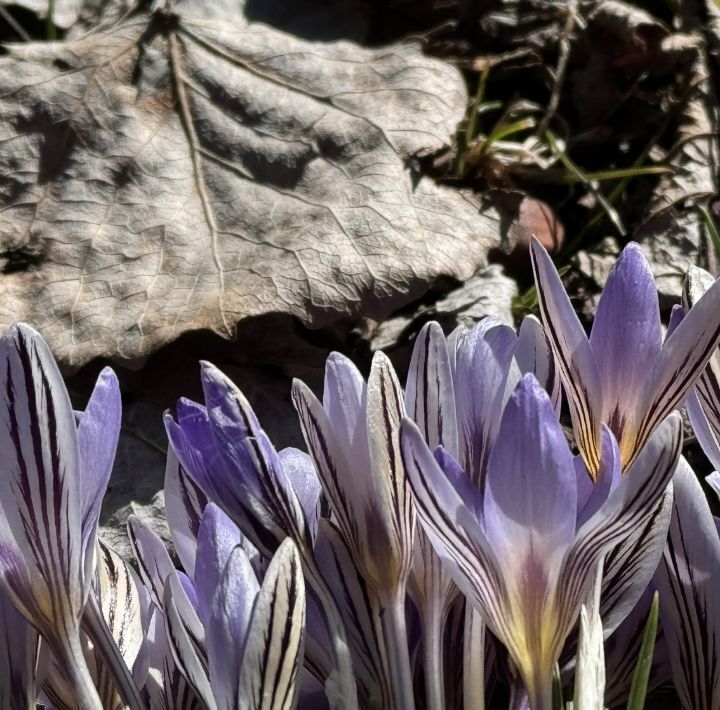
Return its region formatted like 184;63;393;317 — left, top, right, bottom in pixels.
588;243;661;447
515;314;562;413
530;238;604;477
452;320;517;486
237;538;306;710
207;544;259;710
400;418;508;643
558;414;681;641
0;323;84;629
484;374;577;562
164;447;209;581
405;321;458;457
164;572;215;709
655;456;720;710
77;367;121;566
127;515;175;610
195;503;254;629
634;272;720;468
0;587;38;710
278;447;321;543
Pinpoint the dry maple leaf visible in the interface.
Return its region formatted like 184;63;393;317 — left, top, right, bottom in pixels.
0;1;499;367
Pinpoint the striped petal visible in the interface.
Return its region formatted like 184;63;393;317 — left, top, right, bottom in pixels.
632;272;720;469
83;543;146;709
687;391;720;472
515;314;562;413
313;519;388;708
557;414;681;646
452;319;517;487
0;587;38;710
405;321;458;457
0;323;84;632
200;362;311;549
207;544;259;710
400;418;508;651
127;515;175;611
655;456;720;710
164;448;208;581
278;448;321;544
237;538;306;710
365;351;415;587
530;238;604;477
164;573;215;709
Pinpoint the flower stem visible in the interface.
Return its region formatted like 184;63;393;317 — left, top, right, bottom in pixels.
423;598;447;710
381;590;416;710
304;558;360;710
463;608;485;710
54;631;103;710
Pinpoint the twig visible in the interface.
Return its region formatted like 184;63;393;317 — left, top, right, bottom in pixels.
535;0;580;138
0;4;31;41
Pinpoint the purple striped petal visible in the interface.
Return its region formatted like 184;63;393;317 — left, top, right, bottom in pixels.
687;392;720;472
313;520;388;708
278;447;321;544
530;238;604;477
200;363;310;549
515;315;562;413
577;425;621;527
589;243;662;449
0;323;84;630
164;447;208;580
557;414;681;645
655;456;720;710
164;573;215;709
634;273;720;468
452;320;517;487
365;351;415;587
127;515;175;611
405;321;458;457
0;587;38;710
400;418;508;646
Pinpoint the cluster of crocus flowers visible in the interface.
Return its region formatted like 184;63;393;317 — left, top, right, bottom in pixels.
2;239;720;709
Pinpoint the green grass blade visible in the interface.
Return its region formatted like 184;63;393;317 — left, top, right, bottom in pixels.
626;591;660;710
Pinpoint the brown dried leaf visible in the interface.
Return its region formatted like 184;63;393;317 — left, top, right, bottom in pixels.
0;2;499;367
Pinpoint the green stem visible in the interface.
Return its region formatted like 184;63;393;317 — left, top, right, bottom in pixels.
381;590;416;710
46;0;57;40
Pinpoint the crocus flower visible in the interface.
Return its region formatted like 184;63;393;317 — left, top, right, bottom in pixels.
292;351;417;709
165;363;356;709
0;324;121;709
530;238;720;476
402;374;680;709
654;457;720;710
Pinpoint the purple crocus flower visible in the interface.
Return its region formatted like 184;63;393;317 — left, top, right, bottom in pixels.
292;351;417;709
0;324;121;709
653;456;720;710
531;238;720;477
402;374;680;709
